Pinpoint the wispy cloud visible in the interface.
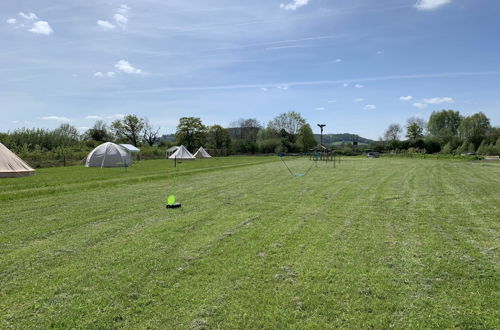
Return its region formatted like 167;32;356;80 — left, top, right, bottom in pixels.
364;104;376;110
97;4;130;30
114;60;143;74
97;20;116;30
127;71;500;94
355;84;364;88
315;107;325;111
94;71;116;77
354;98;364;102
412;102;428;109
280;0;310;11
85;115;103;120
19;12;38;20
6;18;17;25
414;0;451;11
41;116;73;122
422;97;454;104
400;96;413;101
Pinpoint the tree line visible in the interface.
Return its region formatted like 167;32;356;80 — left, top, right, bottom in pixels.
379;110;499;155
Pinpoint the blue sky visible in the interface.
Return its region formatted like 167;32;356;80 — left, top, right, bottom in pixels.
1;0;499;139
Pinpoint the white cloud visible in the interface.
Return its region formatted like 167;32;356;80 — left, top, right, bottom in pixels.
86;115;103;120
354;98;364;102
114;60;143;74
28;21;53;35
364;104;376;110
276;85;289;90
106;72;116;77
19;12;38;20
422;97;454;104
117;4;131;14
335;58;342;63
97;20;116;30
112;113;125;119
327;100;336;103
98;5;130;30
7;13;53;35
412;102;428;109
94;72;104;77
355;84;364;88
280;0;310;11
414;0;451;10
400;95;413;101
343;83;349;87
261;87;268;91
11;120;19;124
113;14;128;28
315;107;325;111
42;116;73;122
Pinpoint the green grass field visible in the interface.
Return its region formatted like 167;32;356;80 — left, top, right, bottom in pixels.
1;156;499;328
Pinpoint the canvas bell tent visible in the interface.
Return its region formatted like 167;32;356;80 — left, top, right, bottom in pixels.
86;142;132;168
0;143;35;178
168;145;195;160
166;146;179;158
194;147;212;159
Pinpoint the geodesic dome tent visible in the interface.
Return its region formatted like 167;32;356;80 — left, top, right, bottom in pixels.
0;142;35;178
85;142;132;168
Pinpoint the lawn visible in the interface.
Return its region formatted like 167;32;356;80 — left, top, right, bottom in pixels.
1;156;499;328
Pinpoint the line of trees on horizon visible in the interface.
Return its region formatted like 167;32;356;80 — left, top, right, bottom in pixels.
377;110;500;156
1;109;499;167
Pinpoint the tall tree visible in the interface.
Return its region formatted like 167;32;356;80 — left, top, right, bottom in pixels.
297;124;317;152
142;119;160;146
459;112;491;148
54;123;80;143
267;111;306;142
111;114;145;147
207;125;231;150
406;117;426;140
230;118;262;142
85;120;112;142
427;110;462;144
175;117;207;151
383;123;402;141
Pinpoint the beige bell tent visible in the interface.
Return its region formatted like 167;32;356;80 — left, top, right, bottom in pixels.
194;147;212;159
86;142;132;168
0;143;35;178
168;145;195;160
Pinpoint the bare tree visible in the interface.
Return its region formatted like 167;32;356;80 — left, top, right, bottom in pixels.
142;119;161;146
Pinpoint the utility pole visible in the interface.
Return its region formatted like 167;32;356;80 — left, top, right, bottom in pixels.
317;124;326;146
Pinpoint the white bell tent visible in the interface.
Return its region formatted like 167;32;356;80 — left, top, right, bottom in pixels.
168;145;195;160
194;147;212;159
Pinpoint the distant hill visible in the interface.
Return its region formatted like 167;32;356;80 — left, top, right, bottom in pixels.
314;133;374;146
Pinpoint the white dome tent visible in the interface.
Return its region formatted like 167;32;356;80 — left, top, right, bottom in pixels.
194;147;212;159
85;142;132;168
0;142;35;178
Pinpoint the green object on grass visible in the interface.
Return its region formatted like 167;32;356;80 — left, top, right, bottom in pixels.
167;195;176;205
